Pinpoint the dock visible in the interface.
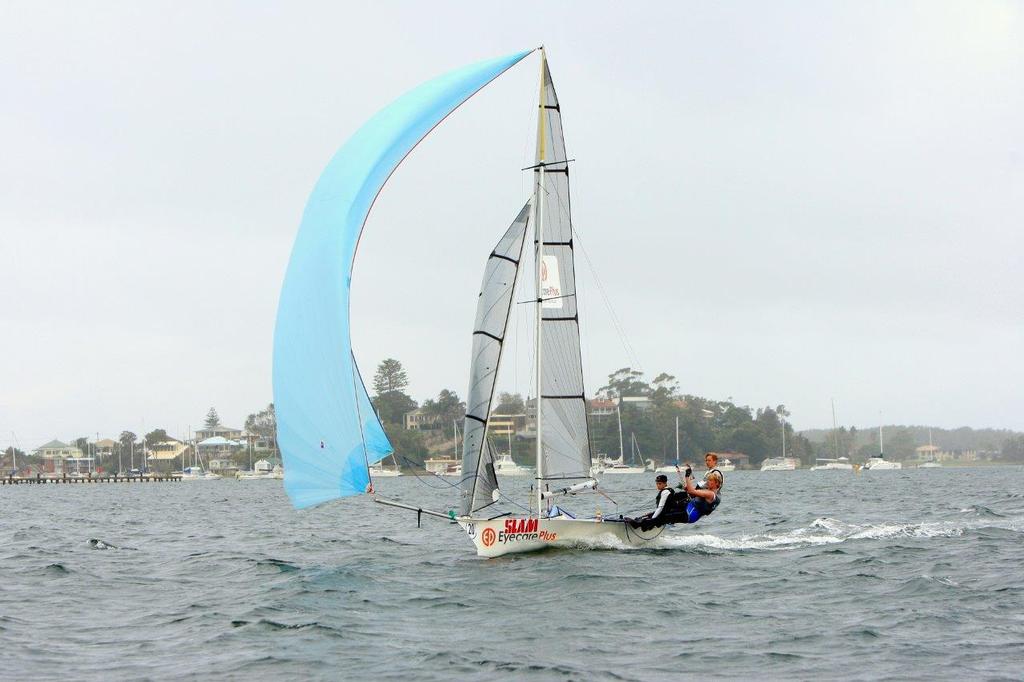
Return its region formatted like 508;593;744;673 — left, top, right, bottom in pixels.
2;474;182;485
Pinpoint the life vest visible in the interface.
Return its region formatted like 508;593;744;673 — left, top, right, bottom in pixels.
689;492;720;518
653;488;675;515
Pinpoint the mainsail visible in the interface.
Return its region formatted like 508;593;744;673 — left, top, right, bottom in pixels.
460;203;530;515
273;50;533;510
534;56;593;482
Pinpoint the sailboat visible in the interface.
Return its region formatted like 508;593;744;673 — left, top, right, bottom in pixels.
274;48;675;557
592;400;652;474
761;416;799;470
863;423;902;470
811;401;853;470
655;417;684;473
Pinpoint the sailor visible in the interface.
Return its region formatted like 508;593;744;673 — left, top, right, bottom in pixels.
631;468;721;529
674;469;722;524
627;474;675;530
677;452;724;491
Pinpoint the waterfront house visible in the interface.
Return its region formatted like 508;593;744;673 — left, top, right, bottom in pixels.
208;458;238;475
147;439;190;472
195;425;243;442
94;438;117;458
403;408;442;431
34;439;94;475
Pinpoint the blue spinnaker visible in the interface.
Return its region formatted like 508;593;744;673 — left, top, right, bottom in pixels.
273;50;532;509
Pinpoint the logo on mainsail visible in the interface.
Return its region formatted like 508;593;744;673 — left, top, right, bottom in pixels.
541;255;562;309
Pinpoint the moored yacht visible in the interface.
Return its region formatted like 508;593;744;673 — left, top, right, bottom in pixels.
493;452;533;476
810;456;853;471
863;424;902;470
760;457;798;471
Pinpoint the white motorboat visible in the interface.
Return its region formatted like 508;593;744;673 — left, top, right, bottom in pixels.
761;457;798;471
810;456;853;471
718;458;736;472
919;461;941;469
493;453;533;476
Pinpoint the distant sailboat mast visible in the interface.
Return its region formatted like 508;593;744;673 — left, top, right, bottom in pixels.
675;416;680;465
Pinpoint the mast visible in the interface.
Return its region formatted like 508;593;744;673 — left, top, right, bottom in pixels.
782;416;787;459
831;399;839;459
616;400;625;463
533;48;548;516
675;416;679;465
879;424;884;457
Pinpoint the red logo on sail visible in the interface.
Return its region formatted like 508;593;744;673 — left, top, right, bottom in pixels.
481;527;496;547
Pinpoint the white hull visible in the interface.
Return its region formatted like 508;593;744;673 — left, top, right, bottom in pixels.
918;462;941;469
369;468;403;477
495;467;533;477
599;465;648;475
493;454;533;476
457;516;669;558
654;465;680;474
761;458;798;471
863;457;902;470
718;463;736;472
810;463;854;470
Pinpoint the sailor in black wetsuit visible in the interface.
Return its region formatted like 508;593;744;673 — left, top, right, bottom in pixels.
627;474;675;530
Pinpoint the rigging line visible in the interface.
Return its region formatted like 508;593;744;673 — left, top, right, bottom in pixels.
396;455;459;490
570;225;644;373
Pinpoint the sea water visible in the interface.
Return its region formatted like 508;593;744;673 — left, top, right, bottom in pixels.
2;467;1022;680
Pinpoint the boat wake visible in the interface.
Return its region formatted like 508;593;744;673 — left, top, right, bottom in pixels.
564;514;1024;553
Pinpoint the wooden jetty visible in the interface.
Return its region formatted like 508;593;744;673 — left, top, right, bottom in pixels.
2;473;182;485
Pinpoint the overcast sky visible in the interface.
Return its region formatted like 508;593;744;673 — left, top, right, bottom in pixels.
2;1;1021;450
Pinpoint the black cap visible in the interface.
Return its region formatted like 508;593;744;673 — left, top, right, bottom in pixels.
655;474;668;483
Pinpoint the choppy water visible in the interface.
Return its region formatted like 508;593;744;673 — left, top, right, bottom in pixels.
2;467;1023;680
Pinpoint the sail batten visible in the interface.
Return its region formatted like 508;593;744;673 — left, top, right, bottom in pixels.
273;50;532;510
460;203;531;515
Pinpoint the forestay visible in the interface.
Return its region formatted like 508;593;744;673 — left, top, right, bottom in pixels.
273;50;533;510
535;59;593;481
460;203;530;515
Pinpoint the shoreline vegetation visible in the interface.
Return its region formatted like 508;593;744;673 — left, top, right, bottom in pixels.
5;360;1023;475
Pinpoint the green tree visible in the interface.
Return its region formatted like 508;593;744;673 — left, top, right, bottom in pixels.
204;408;221;429
422;389;465;427
373;392;418;426
373;358;409;395
598;367;650;399
494;392;525;414
144;429;169;447
245;403;277;448
1001;436;1024;462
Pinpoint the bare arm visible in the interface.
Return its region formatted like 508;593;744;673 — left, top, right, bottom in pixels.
684;476;716;502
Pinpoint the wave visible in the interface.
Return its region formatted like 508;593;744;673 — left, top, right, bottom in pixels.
565;514;1024;553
